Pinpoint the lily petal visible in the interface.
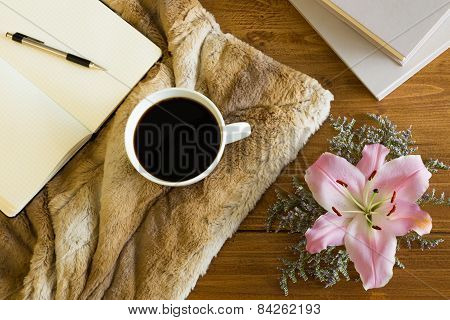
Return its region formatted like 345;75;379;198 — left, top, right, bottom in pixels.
357;144;390;179
374;200;432;236
345;214;397;290
305;212;351;254
373;155;431;202
305;153;366;213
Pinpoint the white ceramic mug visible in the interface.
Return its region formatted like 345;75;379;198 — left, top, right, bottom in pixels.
125;88;251;186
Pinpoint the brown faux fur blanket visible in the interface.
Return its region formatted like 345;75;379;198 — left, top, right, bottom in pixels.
0;0;333;299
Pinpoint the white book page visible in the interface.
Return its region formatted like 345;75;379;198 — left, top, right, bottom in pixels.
0;0;161;132
0;57;90;217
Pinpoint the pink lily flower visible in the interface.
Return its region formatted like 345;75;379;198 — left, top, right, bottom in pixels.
305;144;432;290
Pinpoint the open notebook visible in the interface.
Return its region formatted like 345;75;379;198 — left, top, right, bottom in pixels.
0;0;161;217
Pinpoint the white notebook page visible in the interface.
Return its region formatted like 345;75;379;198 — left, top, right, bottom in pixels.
0;0;161;132
0;58;90;216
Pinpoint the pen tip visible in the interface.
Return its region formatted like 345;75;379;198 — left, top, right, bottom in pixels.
90;62;106;71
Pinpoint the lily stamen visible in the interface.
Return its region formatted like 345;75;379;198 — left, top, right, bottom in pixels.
336;180;348;188
367;189;379;211
387;204;396;216
370;195;393;210
368;170;377;181
391;191;397;203
332;207;342;217
372;225;382;230
341;188;366;212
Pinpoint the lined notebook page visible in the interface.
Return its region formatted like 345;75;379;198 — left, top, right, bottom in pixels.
0;0;161;132
0;58;90;216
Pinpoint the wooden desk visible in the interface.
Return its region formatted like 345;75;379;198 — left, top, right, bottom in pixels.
189;0;450;299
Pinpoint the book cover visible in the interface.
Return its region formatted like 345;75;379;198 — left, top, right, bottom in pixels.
320;0;449;64
289;0;450;100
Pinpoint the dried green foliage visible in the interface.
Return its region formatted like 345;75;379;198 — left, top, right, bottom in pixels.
418;188;450;206
398;231;444;250
268;114;448;295
267;177;324;235
328;114;416;165
279;242;352;295
425;159;450;173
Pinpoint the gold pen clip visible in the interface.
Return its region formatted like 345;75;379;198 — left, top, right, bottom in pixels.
23;35;45;44
6;32;45;44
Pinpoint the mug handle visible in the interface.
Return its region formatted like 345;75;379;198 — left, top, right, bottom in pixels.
223;122;252;145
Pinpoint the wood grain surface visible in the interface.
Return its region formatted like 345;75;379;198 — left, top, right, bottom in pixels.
189;0;450;299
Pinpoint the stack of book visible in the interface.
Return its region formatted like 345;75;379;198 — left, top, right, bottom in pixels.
289;0;449;100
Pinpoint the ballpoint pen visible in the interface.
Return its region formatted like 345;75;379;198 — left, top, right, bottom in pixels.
5;32;106;71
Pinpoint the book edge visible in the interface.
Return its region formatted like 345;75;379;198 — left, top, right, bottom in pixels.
377;39;450;100
319;0;405;63
403;9;449;63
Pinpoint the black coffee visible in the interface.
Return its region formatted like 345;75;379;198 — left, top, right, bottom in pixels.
134;97;221;182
